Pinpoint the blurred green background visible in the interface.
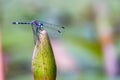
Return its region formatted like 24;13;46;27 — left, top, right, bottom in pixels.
1;0;120;80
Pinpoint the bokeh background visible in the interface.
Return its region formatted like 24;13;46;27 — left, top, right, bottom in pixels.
0;0;120;80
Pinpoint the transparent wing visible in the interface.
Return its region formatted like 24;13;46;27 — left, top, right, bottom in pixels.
39;21;65;38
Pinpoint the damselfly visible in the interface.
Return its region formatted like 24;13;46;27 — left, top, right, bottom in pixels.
12;20;65;43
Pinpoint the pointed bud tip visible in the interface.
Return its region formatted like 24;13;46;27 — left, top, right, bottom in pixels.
41;30;47;34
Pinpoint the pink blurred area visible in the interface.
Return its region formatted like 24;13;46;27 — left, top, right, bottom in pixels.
0;33;5;80
51;40;79;72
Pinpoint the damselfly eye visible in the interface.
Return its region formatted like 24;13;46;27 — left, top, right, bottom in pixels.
40;23;43;26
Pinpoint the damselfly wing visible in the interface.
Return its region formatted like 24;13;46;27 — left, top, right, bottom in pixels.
38;20;65;38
